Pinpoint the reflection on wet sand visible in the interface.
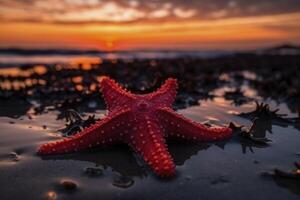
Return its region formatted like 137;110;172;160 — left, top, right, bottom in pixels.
262;162;300;197
274;178;300;197
39;99;296;178
41;146;147;178
0;95;299;199
40;141;212;178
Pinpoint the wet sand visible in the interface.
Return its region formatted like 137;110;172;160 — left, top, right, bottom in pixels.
0;53;300;200
0;98;300;200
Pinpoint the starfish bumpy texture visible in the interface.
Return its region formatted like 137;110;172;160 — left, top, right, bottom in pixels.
38;76;232;177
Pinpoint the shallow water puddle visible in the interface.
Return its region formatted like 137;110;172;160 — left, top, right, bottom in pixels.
0;98;299;200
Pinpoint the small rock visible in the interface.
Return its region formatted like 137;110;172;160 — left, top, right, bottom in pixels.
9;121;15;124
60;180;77;191
254;160;260;164
43;125;47;129
112;176;134;188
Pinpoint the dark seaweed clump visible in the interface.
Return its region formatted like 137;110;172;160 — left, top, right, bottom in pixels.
58;110;97;136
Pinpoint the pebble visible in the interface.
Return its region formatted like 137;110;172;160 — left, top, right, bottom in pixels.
112;176;134;188
60;180;78;191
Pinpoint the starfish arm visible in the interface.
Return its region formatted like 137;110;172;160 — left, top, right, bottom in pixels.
37;109;132;155
156;107;232;142
100;76;136;111
128;117;175;177
148;78;178;107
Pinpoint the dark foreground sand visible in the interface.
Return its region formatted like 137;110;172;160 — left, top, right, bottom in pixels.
0;98;300;200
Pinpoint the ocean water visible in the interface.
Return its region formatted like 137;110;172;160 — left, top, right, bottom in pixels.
0;51;232;66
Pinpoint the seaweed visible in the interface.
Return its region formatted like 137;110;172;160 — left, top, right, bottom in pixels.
58;110;97;136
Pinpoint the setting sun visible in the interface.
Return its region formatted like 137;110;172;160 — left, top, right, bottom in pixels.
104;40;116;51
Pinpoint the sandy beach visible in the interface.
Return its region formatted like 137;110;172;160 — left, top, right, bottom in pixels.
0;51;300;199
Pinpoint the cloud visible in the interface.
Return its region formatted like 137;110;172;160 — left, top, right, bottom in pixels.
56;2;146;22
210;10;229;18
0;0;300;24
173;8;196;18
148;9;170;19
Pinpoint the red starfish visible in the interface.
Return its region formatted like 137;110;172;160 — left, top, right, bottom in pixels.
38;76;232;177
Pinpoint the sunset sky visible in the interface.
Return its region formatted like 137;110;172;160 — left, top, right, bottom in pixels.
0;0;300;51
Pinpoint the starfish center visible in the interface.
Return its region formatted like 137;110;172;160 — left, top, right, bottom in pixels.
137;100;150;112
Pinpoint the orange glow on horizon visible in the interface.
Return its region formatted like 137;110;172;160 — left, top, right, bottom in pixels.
1;12;300;50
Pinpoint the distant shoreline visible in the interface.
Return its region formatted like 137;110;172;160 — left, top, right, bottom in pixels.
0;43;299;56
0;44;299;67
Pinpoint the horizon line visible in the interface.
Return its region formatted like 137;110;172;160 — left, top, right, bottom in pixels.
0;42;299;54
